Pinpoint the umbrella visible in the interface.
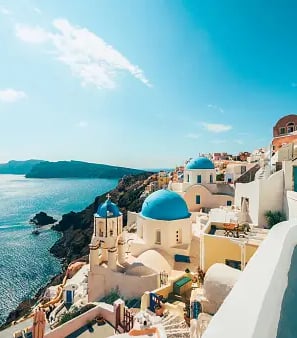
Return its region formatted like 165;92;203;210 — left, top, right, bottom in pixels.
32;308;46;338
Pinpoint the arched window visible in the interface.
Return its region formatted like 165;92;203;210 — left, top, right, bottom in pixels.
287;122;295;133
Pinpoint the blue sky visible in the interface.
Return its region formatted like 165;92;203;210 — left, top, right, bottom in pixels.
0;0;297;168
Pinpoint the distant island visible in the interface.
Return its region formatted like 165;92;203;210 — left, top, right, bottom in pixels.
25;160;146;179
0;159;44;175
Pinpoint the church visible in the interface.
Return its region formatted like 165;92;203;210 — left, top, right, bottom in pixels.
88;189;201;302
169;156;234;213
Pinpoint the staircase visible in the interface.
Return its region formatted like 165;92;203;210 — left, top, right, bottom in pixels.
255;165;270;180
234;164;260;185
162;313;190;337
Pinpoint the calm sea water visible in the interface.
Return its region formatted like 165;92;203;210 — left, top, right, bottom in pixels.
0;175;118;325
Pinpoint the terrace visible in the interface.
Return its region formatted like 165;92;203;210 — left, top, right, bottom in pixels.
206;222;268;246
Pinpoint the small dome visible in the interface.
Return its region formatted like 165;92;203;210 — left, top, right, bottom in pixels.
96;198;121;218
186;157;215;170
141;189;190;221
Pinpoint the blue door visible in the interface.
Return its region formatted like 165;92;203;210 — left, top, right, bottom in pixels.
66;290;73;304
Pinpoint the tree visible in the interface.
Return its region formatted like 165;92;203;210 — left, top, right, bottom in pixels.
264;210;286;229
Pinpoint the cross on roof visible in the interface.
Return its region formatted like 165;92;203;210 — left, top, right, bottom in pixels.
106;193;111;200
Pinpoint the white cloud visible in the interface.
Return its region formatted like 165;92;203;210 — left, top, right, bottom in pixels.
77;121;88;128
34;7;42;14
202;123;232;133
0;7;11;15
0;89;27;102
185;133;200;139
207;104;224;113
15;19;151;89
15;24;49;43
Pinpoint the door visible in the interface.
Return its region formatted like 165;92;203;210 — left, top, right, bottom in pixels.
66;290;73;304
294;167;297;192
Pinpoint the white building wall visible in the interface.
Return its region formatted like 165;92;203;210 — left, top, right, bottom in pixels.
184;169;216;185
285;191;297;220
137;216;192;251
235;170;284;227
235;180;260;225
258;170;284;226
203;219;297;338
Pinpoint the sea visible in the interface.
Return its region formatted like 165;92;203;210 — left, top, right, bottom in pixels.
0;175;118;325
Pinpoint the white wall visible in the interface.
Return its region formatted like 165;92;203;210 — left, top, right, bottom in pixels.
258;170;284;226
184;169;216;185
88;266;158;302
127;211;138;227
235;180;260;225
286;191;297;220
203;219;297;338
136;216;192;252
235;170;284;226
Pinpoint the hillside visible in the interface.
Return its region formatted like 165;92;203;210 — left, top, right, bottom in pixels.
25;160;146;179
0;159;44;174
50;172;153;263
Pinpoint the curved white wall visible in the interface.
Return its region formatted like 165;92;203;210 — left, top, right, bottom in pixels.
203;219;297;338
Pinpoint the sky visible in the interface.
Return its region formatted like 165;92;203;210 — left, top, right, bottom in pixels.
0;0;297;168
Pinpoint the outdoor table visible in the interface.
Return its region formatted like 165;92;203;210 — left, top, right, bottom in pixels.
223;223;238;237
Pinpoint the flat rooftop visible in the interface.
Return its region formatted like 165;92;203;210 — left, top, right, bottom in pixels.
207;222;269;246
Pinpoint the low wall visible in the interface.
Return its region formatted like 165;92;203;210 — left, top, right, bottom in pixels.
203;219;297;338
45;303;114;338
88;267;159;302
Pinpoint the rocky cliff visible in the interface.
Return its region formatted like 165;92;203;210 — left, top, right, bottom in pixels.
50;172;153;265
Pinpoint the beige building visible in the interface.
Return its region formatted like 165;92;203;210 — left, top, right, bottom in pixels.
197;207;269;272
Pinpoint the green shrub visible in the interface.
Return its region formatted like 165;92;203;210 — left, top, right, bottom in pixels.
58;303;96;326
265;210;286;229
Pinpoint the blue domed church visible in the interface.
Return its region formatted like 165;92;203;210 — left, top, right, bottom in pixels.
128;189;193;258
169;156;234;212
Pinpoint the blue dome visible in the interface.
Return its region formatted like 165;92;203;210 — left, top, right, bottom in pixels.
186;157;214;170
141;189;190;221
97;199;121;218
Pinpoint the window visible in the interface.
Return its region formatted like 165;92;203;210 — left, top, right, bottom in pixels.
155;230;161;244
279;127;286;135
225;259;241;270
287;122;295;133
210;174;213;183
187;174;190;182
196;195;201;204
197;175;202;184
176;229;182;244
227;200;232;206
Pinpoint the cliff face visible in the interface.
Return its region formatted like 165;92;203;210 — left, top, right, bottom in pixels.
50;172;153;264
26;160;146;179
0;159;44;174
